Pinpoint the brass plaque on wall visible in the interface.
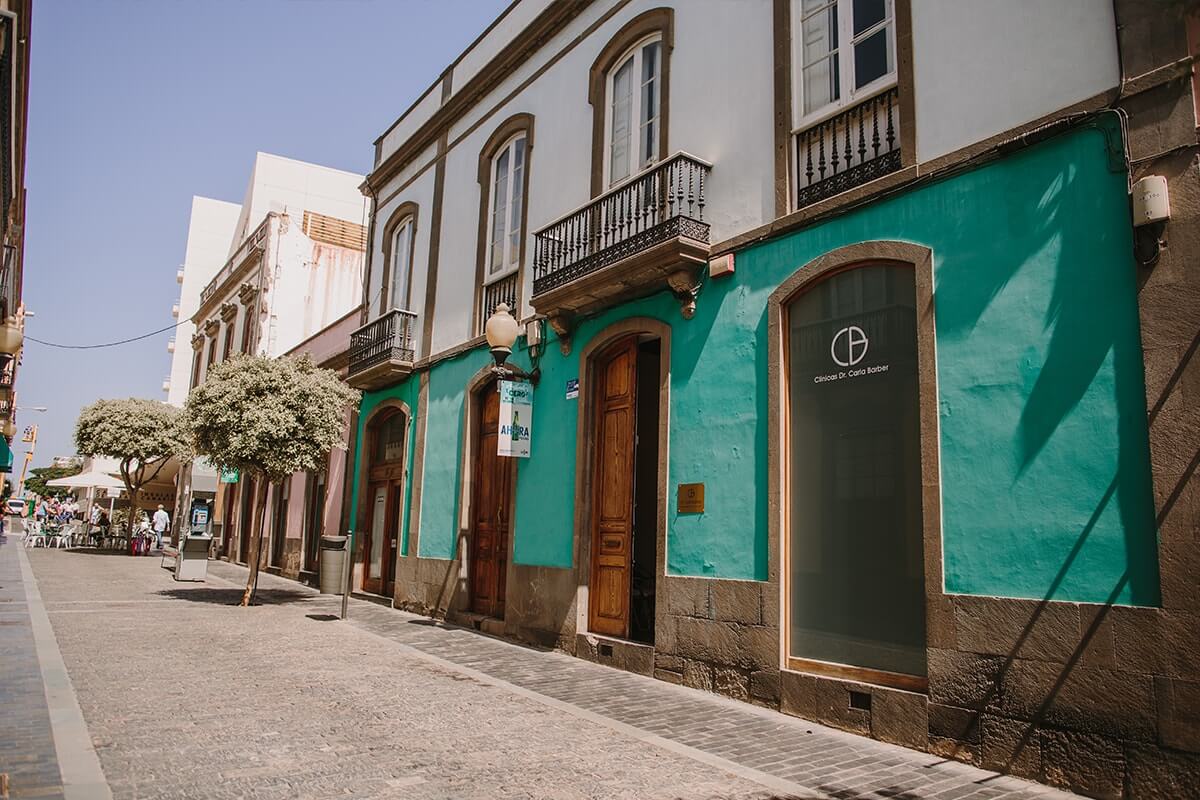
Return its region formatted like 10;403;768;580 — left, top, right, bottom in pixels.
677;483;705;514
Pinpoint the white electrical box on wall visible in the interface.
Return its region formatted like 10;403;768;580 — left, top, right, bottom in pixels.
1132;175;1170;226
709;253;735;278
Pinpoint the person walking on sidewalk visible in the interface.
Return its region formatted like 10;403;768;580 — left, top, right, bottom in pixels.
152;505;170;551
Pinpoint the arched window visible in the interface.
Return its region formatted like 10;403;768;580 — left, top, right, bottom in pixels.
388;216;414;311
605;35;661;187
487;134;526;278
373;412;407;464
474;114;534;334
589;9;672;197
379;204;418;316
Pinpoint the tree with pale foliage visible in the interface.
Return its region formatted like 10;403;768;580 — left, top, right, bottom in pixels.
184;355;358;606
74;398;191;534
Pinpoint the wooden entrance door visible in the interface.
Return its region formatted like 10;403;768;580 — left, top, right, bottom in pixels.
588;337;639;638
469;384;511;618
362;411;407;598
362;482;400;596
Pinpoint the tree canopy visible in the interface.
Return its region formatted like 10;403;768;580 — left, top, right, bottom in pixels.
184;355;358;481
75;398;191;465
184;354;358;605
75;398;191;532
24;464;84;497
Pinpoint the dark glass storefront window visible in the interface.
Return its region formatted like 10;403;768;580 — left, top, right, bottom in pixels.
786;263;925;678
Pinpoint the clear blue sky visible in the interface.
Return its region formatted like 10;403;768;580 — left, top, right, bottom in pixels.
16;0;509;473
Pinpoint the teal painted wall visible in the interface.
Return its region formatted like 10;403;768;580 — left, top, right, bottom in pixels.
353;117;1159;606
348;375;421;557
416;348;492;559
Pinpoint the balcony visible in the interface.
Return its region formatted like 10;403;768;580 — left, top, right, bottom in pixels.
347;309;418;390
478;272;517;335
531;152;712;332
794;86;901;210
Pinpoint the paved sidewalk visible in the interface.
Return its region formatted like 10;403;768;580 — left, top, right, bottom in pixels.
0;530;110;800
22;548;1081;800
208;561;1072;800
0;533;63;799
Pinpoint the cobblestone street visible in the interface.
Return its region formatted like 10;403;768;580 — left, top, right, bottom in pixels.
3;536;1080;800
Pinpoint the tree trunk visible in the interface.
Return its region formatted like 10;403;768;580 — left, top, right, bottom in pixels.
240;476;271;606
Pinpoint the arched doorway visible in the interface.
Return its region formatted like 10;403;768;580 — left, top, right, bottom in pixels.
587;332;662;643
362;409;407;597
467;379;514;619
783;261;926;683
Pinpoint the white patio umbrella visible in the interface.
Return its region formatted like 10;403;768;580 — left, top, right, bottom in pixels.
45;470;125;491
46;470;126;531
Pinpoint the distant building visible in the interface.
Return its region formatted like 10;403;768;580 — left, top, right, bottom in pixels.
49;456;83;469
168;152;367;550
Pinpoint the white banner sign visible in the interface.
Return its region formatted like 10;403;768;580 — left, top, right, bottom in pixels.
497;380;533;458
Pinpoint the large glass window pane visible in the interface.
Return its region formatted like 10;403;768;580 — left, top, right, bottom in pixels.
852;0;887;35
389;221;411;310
853;26;891;89
490;148;509;273
508;138;524;268
786;263;925;677
639;41;660;167
802;54;839;115
369;489;386;576
801;3;837;64
609;56;633;183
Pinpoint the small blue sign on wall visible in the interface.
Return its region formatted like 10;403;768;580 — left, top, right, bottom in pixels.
565;378;579;400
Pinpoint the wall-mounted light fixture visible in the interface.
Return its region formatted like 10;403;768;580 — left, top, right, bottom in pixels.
484;303;540;385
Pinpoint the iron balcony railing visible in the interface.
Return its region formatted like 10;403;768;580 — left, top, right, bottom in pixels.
199;216;271;305
533;152;711;295
348;309;418;376
794;86;901;210
479;272;518;334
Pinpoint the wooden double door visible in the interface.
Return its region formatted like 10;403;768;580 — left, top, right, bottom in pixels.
588;336;660;642
469;383;513;619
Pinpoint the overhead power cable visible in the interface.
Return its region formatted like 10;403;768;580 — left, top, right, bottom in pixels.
25;320;185;350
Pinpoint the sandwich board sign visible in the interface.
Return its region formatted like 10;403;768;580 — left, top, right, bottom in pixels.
498;380;533;458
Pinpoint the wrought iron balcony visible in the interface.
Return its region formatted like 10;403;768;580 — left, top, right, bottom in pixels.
794;86;901;210
347;309;418;390
478;272;518;336
531;152;712;327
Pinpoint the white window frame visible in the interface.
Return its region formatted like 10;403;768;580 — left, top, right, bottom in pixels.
603;34;663;188
484;133;526;283
385;215;414;313
791;0;897;132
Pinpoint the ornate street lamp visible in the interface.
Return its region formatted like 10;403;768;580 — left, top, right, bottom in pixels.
483;303;540;385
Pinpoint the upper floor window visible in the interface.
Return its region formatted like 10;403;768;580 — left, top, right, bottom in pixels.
222;323;235;361
387;216;414;311
487;135;526;279
605;36;661;186
795;0;895;124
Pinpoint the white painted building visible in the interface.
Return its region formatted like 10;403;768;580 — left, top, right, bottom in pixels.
165;197;240;406
167;152;369;540
181;152;368;391
350;0;1119;370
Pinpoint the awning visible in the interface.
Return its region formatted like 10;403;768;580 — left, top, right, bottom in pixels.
0;437;12;473
46;470;125;490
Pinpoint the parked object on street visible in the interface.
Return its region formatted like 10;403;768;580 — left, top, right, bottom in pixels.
5;496;26;516
173;534;211;581
318;535;346;594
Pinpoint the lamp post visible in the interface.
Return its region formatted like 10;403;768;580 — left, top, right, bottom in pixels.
14;407;47;498
483;303;541;384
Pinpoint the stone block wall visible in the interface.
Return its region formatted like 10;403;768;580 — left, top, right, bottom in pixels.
651;576;780;708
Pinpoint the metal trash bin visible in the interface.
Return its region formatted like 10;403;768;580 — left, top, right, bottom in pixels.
174;534;212;582
319;535;348;594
